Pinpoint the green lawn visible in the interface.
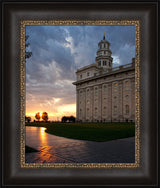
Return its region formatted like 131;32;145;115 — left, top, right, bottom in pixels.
26;122;135;142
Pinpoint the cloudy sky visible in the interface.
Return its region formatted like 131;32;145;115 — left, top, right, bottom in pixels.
25;25;135;121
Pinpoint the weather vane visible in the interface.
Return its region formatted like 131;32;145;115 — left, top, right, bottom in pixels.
103;32;105;40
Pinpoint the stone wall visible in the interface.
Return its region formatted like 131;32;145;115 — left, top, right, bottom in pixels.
76;69;135;122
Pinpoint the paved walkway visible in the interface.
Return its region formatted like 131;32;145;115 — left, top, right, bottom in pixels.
25;126;135;163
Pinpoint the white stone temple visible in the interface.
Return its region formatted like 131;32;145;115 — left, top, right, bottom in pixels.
73;33;135;122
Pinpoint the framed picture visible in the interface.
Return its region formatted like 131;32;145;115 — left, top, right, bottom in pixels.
2;1;158;187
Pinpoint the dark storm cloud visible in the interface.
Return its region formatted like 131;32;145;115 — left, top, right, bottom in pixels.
26;25;135;115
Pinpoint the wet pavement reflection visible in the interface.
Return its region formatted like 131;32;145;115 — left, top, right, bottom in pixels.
25;126;135;163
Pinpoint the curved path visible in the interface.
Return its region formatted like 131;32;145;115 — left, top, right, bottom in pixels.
25;126;135;163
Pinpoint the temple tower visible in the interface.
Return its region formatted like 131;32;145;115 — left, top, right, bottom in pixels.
95;32;113;70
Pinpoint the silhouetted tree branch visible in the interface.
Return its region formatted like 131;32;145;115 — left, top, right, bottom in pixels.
25;35;32;62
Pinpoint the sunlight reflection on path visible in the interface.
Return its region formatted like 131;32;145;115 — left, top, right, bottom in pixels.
25;126;135;163
25;126;89;148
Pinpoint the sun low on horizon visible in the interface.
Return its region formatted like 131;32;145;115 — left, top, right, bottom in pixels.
26;103;76;121
25;25;135;121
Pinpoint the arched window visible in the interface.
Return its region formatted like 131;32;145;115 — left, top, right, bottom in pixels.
80;90;83;97
103;61;106;66
87;108;89;117
103;85;107;92
114;83;118;92
95;107;98;116
125;95;129;99
80;109;82;117
125;81;130;90
126;81;129;85
94;99;98;106
114;106;117;114
87;89;90;97
125;105;129;115
103;106;107;116
95;87;98;96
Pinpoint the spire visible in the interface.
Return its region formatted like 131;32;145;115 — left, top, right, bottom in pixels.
96;33;113;69
103;32;105;40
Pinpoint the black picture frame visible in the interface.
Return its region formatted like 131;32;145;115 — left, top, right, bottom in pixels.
2;1;158;186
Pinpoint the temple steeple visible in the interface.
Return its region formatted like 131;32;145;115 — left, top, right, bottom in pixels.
103;32;105;40
95;33;113;70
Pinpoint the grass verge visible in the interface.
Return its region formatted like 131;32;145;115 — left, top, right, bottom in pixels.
25;145;39;153
26;122;135;142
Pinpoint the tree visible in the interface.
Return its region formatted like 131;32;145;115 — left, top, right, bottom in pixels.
35;112;40;121
27;117;31;123
69;116;75;123
62;116;67;122
25;116;31;123
25;35;32;62
25;116;27;122
42;112;48;122
61;116;75;123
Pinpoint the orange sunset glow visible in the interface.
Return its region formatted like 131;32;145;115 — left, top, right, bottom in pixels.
26;103;76;121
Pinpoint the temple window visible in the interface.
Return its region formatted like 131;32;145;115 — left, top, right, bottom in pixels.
87;108;89;117
103;85;107;92
125;105;129;114
80;109;82;117
125;95;129;99
126;81;129;85
95;87;98;96
114;83;118;92
95;107;98;116
103;61;107;66
80;90;83;97
87;89;90;96
125;81;130;90
114;106;117;113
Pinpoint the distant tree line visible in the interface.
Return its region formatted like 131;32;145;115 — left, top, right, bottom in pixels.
25;113;76;123
61;116;76;123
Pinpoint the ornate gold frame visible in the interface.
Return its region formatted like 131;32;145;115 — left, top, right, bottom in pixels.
20;20;140;168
